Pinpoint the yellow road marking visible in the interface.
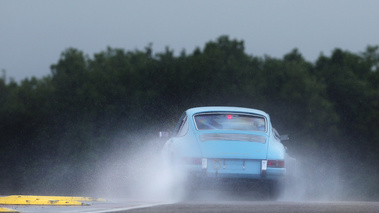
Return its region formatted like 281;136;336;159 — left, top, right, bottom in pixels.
0;207;19;212
7;195;106;202
0;195;105;206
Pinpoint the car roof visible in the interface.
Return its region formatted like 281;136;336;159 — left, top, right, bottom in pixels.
186;106;269;118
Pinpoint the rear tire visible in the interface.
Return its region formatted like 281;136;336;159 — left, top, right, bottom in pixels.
268;180;284;200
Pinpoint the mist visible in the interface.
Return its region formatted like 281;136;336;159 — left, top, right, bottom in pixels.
3;123;372;203
91;131;176;201
74;129;368;203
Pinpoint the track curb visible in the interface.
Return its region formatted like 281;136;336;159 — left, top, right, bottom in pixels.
0;195;106;212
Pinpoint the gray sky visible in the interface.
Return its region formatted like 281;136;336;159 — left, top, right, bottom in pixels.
1;0;379;82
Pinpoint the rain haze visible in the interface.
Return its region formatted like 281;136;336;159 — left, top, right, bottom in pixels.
1;0;379;81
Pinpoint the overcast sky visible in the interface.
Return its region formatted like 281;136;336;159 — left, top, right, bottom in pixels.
1;0;379;81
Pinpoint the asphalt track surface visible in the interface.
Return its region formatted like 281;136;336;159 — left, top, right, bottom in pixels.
3;199;379;212
123;201;379;213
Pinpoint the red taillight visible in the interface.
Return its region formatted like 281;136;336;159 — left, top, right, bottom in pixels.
267;160;285;168
181;157;202;165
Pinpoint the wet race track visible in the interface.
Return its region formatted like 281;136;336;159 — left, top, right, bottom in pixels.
4;200;379;213
125;201;379;213
2;192;379;213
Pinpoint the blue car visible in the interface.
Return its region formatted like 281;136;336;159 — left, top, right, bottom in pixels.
161;106;289;198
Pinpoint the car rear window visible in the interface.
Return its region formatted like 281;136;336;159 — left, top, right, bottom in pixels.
194;113;266;132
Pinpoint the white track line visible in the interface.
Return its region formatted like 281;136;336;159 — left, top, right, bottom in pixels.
83;202;173;213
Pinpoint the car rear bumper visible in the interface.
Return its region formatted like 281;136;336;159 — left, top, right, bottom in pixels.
183;159;285;180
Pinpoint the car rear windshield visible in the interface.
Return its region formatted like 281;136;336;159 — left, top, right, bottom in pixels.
194;113;266;132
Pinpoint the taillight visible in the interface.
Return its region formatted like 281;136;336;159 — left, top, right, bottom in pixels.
267;160;285;168
181;157;202;165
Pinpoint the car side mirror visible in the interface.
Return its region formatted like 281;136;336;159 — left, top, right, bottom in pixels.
159;131;170;138
280;134;289;141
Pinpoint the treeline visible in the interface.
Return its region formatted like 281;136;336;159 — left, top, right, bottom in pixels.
1;36;379;197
